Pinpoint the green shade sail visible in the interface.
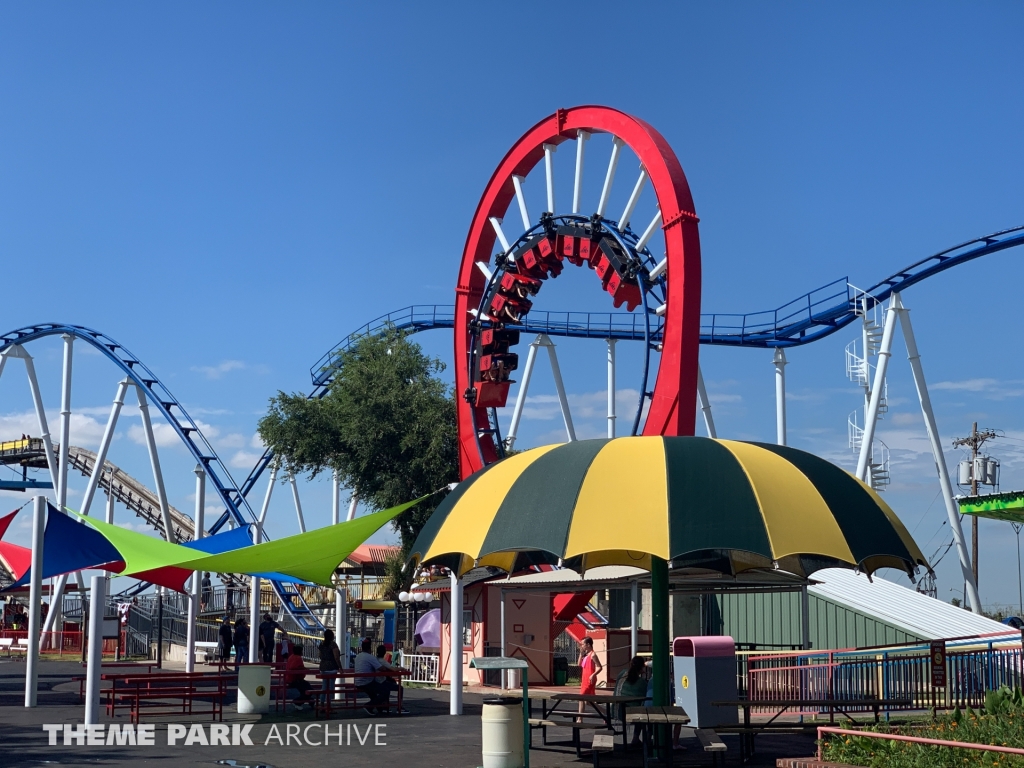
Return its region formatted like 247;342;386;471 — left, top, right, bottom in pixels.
959;490;1024;525
68;497;422;587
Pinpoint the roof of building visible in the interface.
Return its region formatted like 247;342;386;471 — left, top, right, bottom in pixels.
341;544;400;569
809;568;1011;642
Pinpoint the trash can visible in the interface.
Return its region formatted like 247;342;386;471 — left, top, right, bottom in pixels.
481;696;524;768
672;636;738;727
237;665;271;714
553;656;569;686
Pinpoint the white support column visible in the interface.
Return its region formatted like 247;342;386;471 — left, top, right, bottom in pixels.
105;475;115;525
81;380;130;517
51;335;74;636
618;167;648;230
506;338;541;450
696;365;717;439
57;334;73;511
250;462;278;663
856;301;898;481
289;472;306;533
136;387;174;541
500;589;507;689
896;294;981;612
630;580;639;658
186;465;205;673
43;378;130;636
543;144;557;214
596;137;623;217
511;175;531;230
607;339;617;439
449;572;463;715
84;574;106;724
773;349;788;446
539;334;576;442
332;470;347;676
25;495;45;707
572;130;589;214
346;494;358;522
3;346;60;491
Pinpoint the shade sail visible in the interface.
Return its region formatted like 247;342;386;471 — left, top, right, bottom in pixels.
69;498;423;588
959;490;1024;524
10;504;124;588
0;542;30;581
172;500;421;586
0;509;17;540
410;437;928;578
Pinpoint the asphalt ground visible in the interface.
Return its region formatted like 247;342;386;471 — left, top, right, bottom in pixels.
0;659;816;767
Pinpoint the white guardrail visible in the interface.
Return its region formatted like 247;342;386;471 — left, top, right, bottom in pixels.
398;652;439;684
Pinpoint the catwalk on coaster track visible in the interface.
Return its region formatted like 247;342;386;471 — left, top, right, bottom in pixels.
4;106;1022;626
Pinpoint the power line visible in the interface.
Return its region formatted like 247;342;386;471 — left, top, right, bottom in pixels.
952;422;1001;591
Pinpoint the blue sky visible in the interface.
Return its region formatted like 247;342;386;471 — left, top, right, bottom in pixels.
1;3;1023;608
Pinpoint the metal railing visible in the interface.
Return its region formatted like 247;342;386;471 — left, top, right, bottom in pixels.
747;631;1024;714
398;652;439;685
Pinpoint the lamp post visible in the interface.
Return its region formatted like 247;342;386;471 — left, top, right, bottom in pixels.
398;587;433;653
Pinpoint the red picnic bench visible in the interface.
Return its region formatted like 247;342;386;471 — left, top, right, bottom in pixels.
101;671;236;724
312;668;408;719
73;662;157;703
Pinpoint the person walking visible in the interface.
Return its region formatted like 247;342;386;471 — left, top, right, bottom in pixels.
258;613;282;663
578;636;602;719
218;615;233;666
200;574;212;612
233;618;249;671
318;628;343;705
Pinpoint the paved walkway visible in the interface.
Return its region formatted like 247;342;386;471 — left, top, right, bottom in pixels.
0;659;816;767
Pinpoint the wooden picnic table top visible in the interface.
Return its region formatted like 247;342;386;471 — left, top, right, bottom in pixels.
552;692;648;704
625;705;690;725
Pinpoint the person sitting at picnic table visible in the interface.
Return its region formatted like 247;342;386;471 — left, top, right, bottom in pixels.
578;636;603;718
614;655;649;746
374;644;410;714
233;618;249;671
353;638;388;714
285;643;312;709
318;628;343;702
258;613;282;663
218;615;233;664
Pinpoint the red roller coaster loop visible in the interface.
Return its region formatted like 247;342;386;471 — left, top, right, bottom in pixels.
454;105;702;479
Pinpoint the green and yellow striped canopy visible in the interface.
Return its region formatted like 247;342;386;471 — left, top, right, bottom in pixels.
410;437;927;578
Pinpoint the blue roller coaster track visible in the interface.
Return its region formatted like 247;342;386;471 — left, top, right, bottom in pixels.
236;224;1024;500
0;326;323;631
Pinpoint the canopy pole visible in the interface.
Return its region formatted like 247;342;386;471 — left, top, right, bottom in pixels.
186;465;205;673
651;557;669;706
250;461;278;663
630;579;639;657
500;588;507;689
450;572;463;715
84;574;106;724
800;585;810;650
25;495;45;707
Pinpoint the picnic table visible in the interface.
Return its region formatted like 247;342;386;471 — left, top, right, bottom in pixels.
712;697;913;761
525;691;648;756
73;662;156;702
625;705;690;768
101;670;236;724
312;668;408;719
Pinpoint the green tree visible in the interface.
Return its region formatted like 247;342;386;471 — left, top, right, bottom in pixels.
257;327;458;551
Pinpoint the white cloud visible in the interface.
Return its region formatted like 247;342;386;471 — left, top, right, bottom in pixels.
229;450;264;469
250;433;265;449
215;433;247;449
0;410;106;448
191;360;246;380
128;419;218;448
931;378;1024;400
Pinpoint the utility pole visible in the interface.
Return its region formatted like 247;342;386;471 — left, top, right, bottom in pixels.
952;422;999;590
